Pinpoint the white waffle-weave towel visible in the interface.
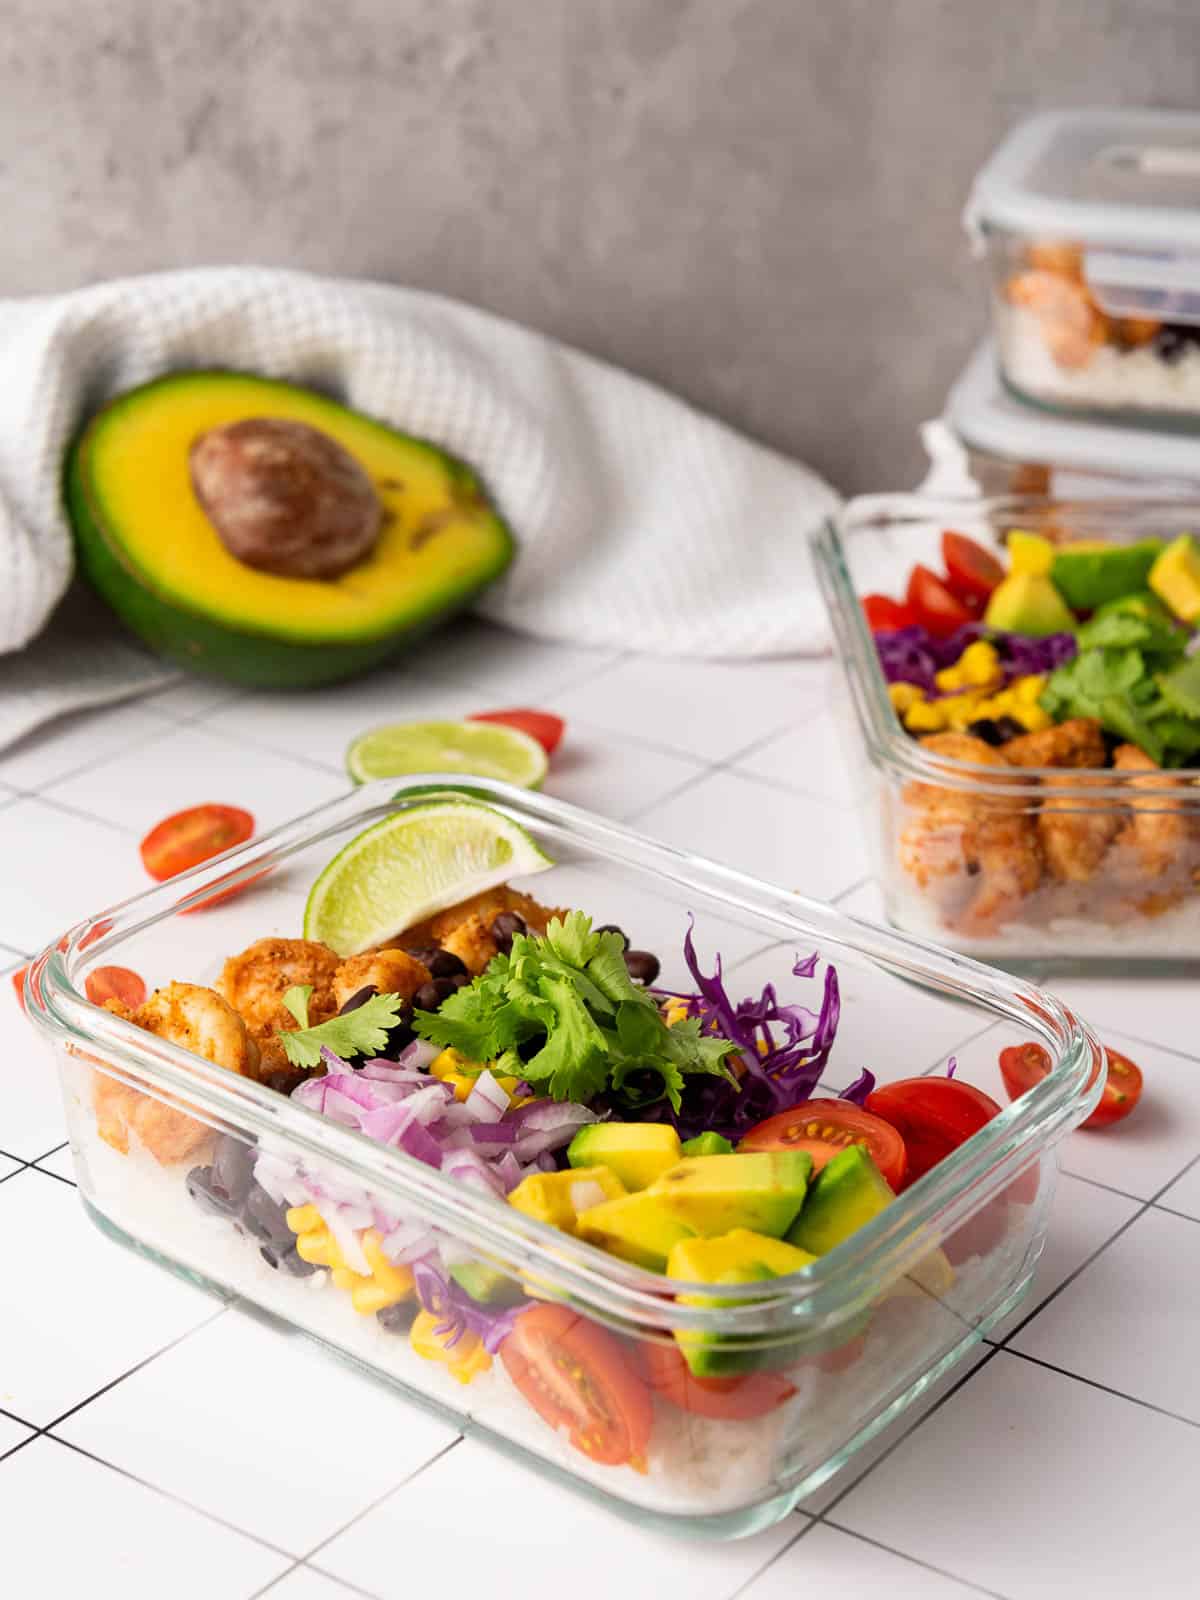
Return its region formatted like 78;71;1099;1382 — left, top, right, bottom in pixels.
0;268;839;681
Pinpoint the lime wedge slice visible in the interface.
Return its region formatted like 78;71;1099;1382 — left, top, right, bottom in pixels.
304;800;553;956
345;720;548;789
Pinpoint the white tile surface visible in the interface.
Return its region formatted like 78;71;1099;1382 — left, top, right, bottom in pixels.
0;1150;23;1182
0;962;68;1161
143;676;245;719
414;616;622;698
0;1168;219;1424
57;1306;460;1554
0;797;134;953
743;1522;986;1599
208;668;475;772
317;1437;800;1600
0;1437;287;1598
555;655;826;762
1157;1158;1200;1221
1047;972;1199;1060
48;722;351;839
836;1352;1200;1598
637;769;870;902
1012;1205;1200;1425
0;701;176;790
739;706;869;808
0;1410;34;1457
33;1143;76;1181
542;726;704;821
266;1568;365;1600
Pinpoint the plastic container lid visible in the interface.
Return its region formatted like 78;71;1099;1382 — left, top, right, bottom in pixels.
946;341;1200;486
965;108;1200;252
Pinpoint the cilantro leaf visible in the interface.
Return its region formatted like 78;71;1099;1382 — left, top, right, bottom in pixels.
280;991;409;1070
543;910;599;969
282;984;313;1029
520;974;610;1102
586;931;658;1010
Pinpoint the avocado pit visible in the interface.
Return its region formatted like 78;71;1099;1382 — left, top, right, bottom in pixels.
189;416;383;580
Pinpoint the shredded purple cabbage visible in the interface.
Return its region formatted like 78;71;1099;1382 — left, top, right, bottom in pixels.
646;925;846;1141
875;624;1076;698
412;1257;523;1354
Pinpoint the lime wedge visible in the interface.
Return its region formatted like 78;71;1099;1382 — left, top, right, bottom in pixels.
345;720;548;789
304;800;553;956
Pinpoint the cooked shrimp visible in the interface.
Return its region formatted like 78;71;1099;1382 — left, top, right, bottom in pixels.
92;983;259;1165
900;733;1042;929
1038;773;1123;882
218;937;339;1038
1004;718;1107;771
332;949;430;1009
1110;743;1190;880
1006;269;1108;369
403;888;569;976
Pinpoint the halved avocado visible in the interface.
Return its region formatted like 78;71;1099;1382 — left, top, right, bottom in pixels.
65;371;514;688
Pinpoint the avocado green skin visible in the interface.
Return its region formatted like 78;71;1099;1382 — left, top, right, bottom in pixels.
1051;541;1163;613
64;395;515;691
448;1260;524;1307
679;1132;735;1157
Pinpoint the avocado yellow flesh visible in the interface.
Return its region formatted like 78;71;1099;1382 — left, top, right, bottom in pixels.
648;1151;812;1238
567;1121;682;1191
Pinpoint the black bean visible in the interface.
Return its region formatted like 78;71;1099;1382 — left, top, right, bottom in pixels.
403;944;442;968
186;1165;240;1220
262;1067;308;1097
210;1133;255;1209
259;1242;316;1277
449;973;471;991
240;1182;294;1248
427;949;468;980
338;985;377;1015
377;1299;417;1334
623;949;661;985
596;923;629;949
414;978;457;1011
965;718;1005;747
490;911;526;954
993;716;1027;743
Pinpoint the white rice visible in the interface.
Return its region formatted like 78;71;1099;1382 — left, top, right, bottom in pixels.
999;306;1200;416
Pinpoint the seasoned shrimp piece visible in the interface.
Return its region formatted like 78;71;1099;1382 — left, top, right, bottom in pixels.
901;733;1041;929
1006;269;1108;368
1111;743;1190;880
91;983;259;1165
1038;773;1123;882
332;949;430;1009
219;937;339;1038
402;887;570;976
1004;718;1107;771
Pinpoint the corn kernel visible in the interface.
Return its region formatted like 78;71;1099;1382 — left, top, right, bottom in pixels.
663;997;691;1027
409;1309;493;1384
1015;674;1047;704
888;682;923;713
934;664;965;692
904;699;945;733
941;691;986;730
1015;703;1052;731
958;641;1002;686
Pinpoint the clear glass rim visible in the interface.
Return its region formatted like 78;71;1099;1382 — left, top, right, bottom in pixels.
814;491;1200;801
25;776;1101;1339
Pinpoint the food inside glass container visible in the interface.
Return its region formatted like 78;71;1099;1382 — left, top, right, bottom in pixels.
999;240;1200;415
70;800;1038;1515
862;525;1200;941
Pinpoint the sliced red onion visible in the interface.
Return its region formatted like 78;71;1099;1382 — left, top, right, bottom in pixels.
468;1122;517;1148
436;1126;475;1152
494;1151;524;1192
380;1218;438;1265
319;1044;356;1076
442;1149;508;1199
405;1083;456;1126
323;1206;372;1275
395;1118;444;1169
357;1061;431;1085
465;1070;509;1123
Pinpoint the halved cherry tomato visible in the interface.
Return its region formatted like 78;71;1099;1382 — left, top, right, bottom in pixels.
865;1077;1002;1188
501;1303;652;1467
640;1340;795;1421
941;530;1005;604
10;965;28;1012
469;708;565;756
906;565;975;639
139;804;255;883
84;966;147;1009
999;1039;1142;1130
738;1100;907;1191
861;594;915;633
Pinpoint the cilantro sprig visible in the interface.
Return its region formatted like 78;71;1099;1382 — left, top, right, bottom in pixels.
278;983;409;1070
412;912;737;1110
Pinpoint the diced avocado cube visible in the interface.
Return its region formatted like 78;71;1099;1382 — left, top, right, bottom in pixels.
566;1122;682;1191
448;1258;525;1306
576;1192;696;1271
983;572;1076;636
1050;539;1164;612
1150;534;1200;624
508;1166;627;1234
679;1132;735;1157
1006;529;1056;577
666;1229;817;1376
786;1146;894;1255
1093;590;1174;628
649;1151;813;1238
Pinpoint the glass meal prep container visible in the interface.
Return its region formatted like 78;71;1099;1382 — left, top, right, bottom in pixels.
966;108;1200;425
944;342;1200;500
813;494;1200;967
25;779;1099;1538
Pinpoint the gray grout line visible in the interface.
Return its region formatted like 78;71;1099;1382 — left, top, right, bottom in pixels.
0;1431;39;1466
621;760;727;827
23;790;136;836
30;1139;70;1165
1151;1199;1200;1224
48;1432;299;1562
1003;1346;1200;1433
1056;1167;1155;1205
0;1403;38;1432
302;1436;465;1592
251;1561;380;1600
727;1512;820;1598
0;720;184;802
819;1520;1017;1600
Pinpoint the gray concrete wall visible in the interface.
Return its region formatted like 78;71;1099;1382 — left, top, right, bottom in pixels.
2;0;1196;491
